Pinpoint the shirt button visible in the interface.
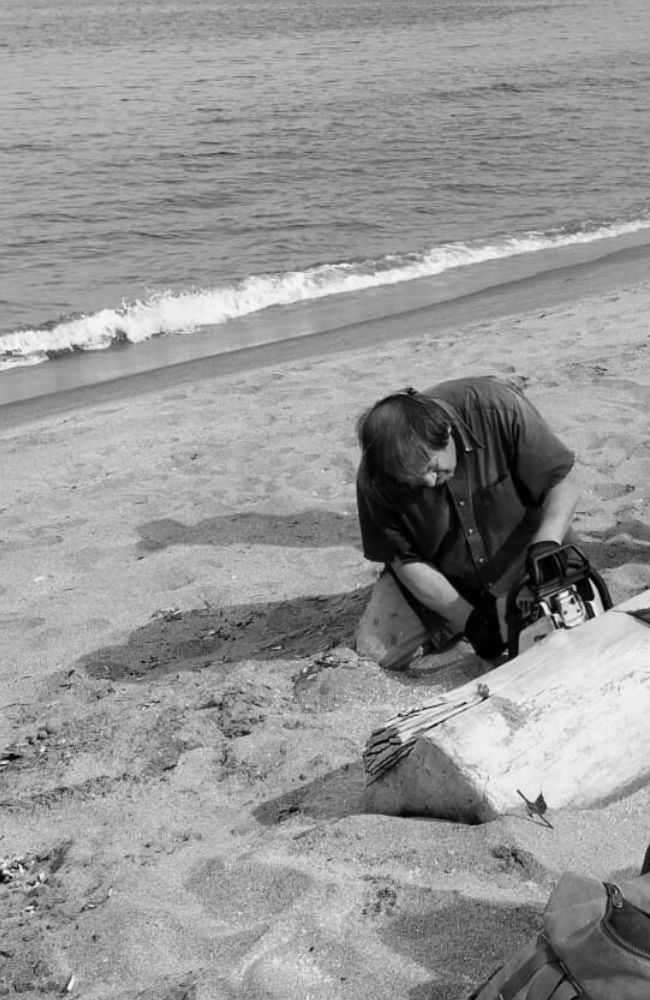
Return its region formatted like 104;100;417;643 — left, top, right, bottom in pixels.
478;557;485;564
468;527;474;535
459;500;465;507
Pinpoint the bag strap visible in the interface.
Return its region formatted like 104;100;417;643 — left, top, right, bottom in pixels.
547;982;584;1000
641;843;650;876
497;937;587;1000
496;938;554;998
527;967;583;1000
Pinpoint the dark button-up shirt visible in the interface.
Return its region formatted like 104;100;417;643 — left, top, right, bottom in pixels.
356;376;574;601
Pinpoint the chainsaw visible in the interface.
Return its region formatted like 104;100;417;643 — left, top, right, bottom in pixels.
505;543;613;658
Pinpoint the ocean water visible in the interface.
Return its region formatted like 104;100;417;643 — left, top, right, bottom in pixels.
2;0;650;383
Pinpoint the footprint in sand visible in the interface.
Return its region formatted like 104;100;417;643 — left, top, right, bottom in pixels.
601;518;650;543
241;949;336;1000
187;858;313;925
32;533;64;547
151;562;196;592
0;615;47;631
594;483;635;501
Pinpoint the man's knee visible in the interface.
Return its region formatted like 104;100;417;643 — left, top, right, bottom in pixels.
355;570;451;670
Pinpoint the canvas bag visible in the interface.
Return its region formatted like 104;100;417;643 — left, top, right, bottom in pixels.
471;869;650;1000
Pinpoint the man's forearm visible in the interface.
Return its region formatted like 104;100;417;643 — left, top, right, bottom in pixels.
391;557;473;633
530;470;580;545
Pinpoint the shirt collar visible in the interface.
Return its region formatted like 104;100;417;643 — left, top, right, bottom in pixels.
430;397;484;452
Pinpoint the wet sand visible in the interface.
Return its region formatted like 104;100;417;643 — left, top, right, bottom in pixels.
1;257;650;999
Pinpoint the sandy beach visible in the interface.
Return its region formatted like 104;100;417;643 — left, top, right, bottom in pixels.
2;258;650;999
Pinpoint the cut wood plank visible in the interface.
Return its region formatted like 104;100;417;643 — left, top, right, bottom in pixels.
363;590;650;823
363;687;490;781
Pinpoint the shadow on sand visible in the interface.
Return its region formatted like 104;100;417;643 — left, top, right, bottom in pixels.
580;519;650;570
396;894;541;1000
136;509;361;554
253;761;368;826
76;586;372;681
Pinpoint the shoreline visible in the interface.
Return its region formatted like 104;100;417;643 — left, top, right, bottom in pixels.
2;233;650;428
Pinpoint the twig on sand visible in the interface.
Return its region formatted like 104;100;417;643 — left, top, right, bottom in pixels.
516;788;554;829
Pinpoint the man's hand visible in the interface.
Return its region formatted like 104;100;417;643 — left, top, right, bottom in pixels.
464;596;506;660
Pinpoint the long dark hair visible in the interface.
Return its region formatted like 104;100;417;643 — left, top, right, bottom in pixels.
357;388;450;487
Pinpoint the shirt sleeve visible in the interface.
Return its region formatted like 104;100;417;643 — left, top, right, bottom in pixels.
500;383;575;507
356;475;423;564
356;478;394;563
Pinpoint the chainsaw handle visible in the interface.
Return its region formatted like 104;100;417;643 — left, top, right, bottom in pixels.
526;542;590;590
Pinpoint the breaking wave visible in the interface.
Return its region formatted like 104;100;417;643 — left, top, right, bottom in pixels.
2;216;649;372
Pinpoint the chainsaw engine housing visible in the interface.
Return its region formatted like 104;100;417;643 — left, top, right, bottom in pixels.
505;544;612;658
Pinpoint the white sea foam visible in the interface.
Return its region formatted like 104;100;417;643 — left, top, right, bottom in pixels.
2;218;649;372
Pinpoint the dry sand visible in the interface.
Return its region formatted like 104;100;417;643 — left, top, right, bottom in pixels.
2;264;650;999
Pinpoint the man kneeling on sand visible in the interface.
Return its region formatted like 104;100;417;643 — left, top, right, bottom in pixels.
354;375;579;668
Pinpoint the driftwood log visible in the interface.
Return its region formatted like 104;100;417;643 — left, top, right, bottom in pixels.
363;590;650;823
